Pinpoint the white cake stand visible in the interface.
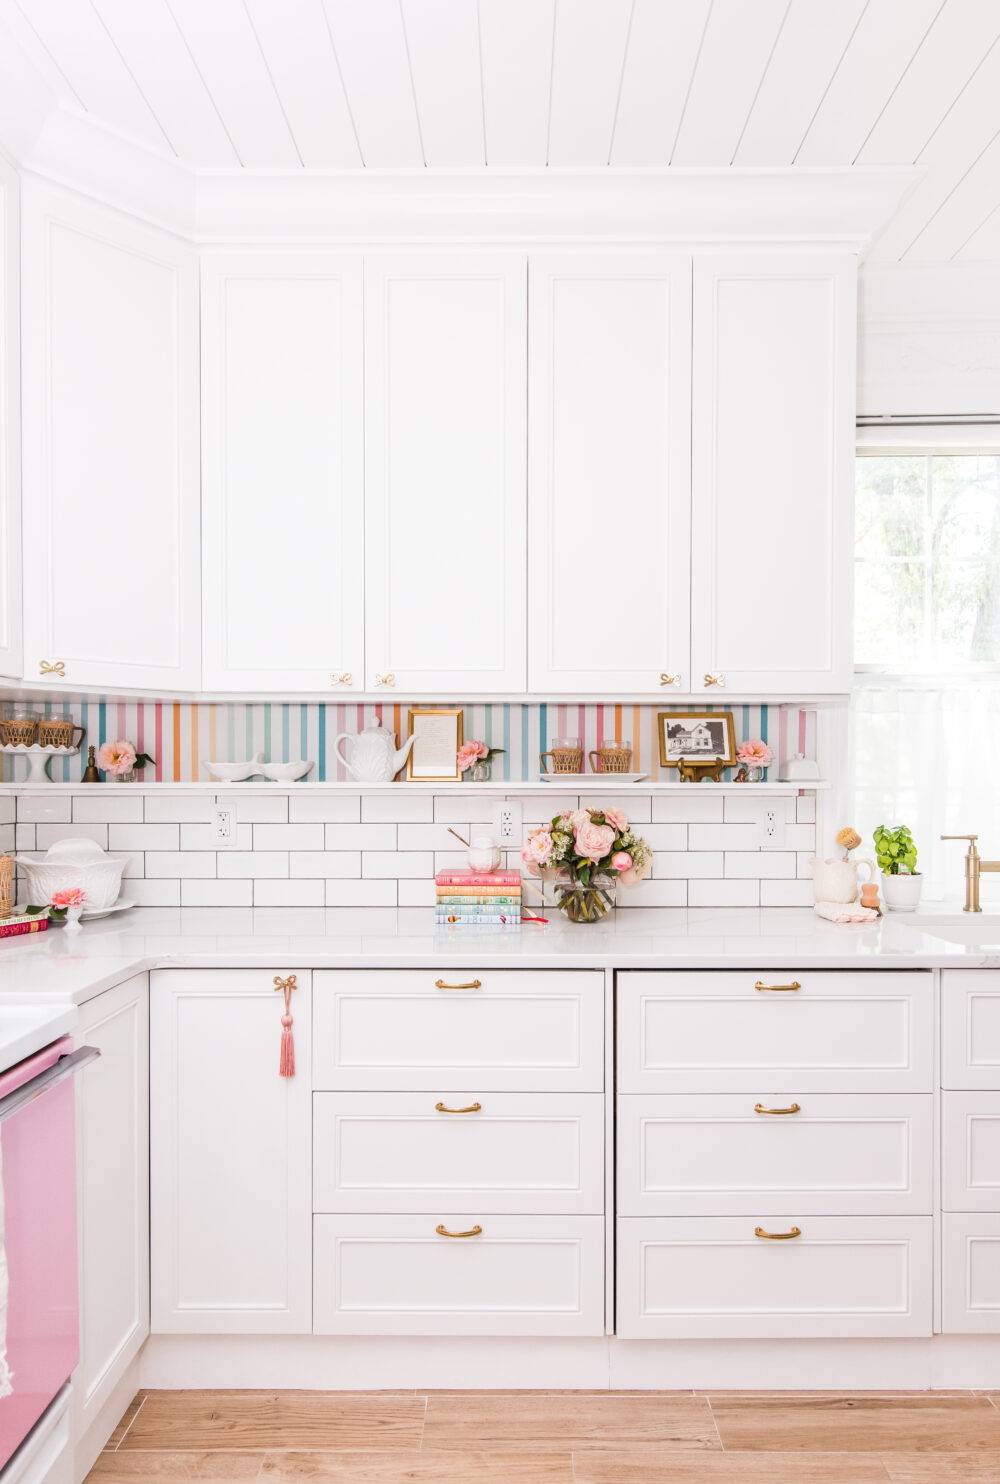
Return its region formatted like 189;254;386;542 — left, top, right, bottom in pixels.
0;743;80;782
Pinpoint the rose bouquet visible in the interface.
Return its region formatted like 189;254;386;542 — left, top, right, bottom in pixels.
521;806;652;923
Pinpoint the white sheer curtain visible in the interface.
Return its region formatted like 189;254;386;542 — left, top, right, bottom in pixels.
849;682;1000;904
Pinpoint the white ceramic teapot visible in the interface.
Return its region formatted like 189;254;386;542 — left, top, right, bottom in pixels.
811;855;876;904
334;723;415;783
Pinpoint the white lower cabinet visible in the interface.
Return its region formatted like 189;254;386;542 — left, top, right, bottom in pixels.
617;1216;933;1339
314;1214;605;1337
942;1213;1000;1333
943;971;1000;1090
150;969;312;1334
73;975;149;1438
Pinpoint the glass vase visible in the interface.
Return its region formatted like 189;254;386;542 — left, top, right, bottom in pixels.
555;873;617;924
469;758;492;782
109;769;136;783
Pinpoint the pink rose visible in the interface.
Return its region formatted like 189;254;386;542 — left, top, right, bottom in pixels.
604;807;628;832
574;820;615;861
736;738;773;767
97;739;136;776
618;857;653;886
457;739;489;772
521;827;554;868
51;887;86;907
610;850;633;873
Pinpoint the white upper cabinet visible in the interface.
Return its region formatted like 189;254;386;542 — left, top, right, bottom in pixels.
0;155;21;679
691;253;856;694
528;253;692;695
364;254;527;694
21;184;200;691
201;253;364;692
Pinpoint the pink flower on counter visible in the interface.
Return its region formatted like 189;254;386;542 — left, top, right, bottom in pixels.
574;820;615;861
97;739;136;776
610;850;633;873
618;856;653;886
604;806;628;832
521;827;555;868
457;739;489;772
736;738;773;767
51;887;86;908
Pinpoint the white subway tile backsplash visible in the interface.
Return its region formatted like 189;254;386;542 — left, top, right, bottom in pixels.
797;853;815;879
254;879;323;907
217;851;289;879
653;852;724;879
363;851;433;879
397;879;436;907
724;794;794;824
36;823;108;849
109;823;180;852
761;880;814;907
17;796;71;824
783;823;816;851
323;823;396;850
517;794;576;824
688;823;760;851
289;851;361;879
180;822;253;851
689;880;760;907
0;798;14;826
181;880;252;907
642;823;688;850
594;795;652;822
325;879;397;906
126;879;181;906
726;852;796;879
652;794;723;824
73;794;143;823
253;822;325;850
433;795;496;823
226;795;290;824
397;823;465;851
288;795;361;823
618;880;688;907
144;795;216;823
120;853;144;879
796;795;817;824
146;851;217;879
362;794;432;822
14;825;34;850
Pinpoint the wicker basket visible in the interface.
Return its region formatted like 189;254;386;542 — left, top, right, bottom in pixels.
37;718;83;749
540;746;583;774
0;855;13;918
0;717;38;747
589;745;633;773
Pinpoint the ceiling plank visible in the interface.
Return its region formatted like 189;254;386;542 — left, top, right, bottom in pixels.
735;0;867;165
0;0;82;107
91;0;239;166
547;0;633;166
956;193;1000;260
859;0;1000;165
478;0;555;166
401;0;484;166
796;0;945;164
166;0;300;166
867;31;1000;260
15;0;169;149
244;0;360;167
322;0;423;167
908;129;1000;259
609;0;710;166
671;0;790;166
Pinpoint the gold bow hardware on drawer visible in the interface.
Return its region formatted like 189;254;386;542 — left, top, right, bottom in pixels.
754;979;801;992
704;672;725;686
754;1226;802;1241
435;1101;482;1114
374;672;396;687
754;1102;801;1116
435;1223;483;1239
39;660;66;677
331;672;352;686
659;672;681;686
274;975;297;1078
434;977;482;991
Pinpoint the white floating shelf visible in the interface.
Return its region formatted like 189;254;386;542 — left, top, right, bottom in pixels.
0;779;829;794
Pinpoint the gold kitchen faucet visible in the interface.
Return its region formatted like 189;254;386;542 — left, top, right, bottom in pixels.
941;834;1000;913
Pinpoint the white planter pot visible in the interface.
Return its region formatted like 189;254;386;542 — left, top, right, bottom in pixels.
881;871;923;913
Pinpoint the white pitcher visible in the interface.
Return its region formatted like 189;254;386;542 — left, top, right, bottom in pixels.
811;856;876;904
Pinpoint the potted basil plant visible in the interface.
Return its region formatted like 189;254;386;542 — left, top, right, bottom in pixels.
873;824;922;913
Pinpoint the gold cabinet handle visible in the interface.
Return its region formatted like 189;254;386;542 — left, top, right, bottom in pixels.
374;672;396;687
39;660;66;678
754;979;801;992
435;1223;483;1239
704;672;725;686
659;672;681;686
273;974;297;992
754;1226;802;1241
434;977;482;991
435;1101;482;1114
754;1102;801;1116
332;672;353;686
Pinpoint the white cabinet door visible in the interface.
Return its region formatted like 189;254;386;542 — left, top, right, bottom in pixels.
21;183;200;691
943;1214;1000;1333
73;975;149;1438
691;253;856;694
943;971;1000;1090
364;254;526;693
943;1093;1000;1212
201;253;364;692
0;155;21;678
528;253;691;694
150;969;311;1333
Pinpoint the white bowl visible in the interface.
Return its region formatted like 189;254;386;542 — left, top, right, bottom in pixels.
13;839;129;911
207;753;264;782
259;759;313;782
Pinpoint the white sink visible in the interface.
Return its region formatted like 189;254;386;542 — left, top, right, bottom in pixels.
899;911;1000;947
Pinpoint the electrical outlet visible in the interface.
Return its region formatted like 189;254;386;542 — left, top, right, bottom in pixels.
759;806;786;850
212;802;237;848
492;800;522;848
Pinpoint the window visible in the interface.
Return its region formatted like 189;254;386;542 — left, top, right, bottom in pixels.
855;450;1000;672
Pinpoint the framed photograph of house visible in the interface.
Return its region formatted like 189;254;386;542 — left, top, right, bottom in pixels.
658;711;737;771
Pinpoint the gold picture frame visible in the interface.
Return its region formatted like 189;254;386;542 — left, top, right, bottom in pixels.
406;707;464;782
658;710;737;779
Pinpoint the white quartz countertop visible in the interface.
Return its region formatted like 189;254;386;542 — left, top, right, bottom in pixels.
0;905;994;1010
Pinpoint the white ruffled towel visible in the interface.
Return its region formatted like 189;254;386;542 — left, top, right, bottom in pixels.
814;899;879;924
0;1144;11;1398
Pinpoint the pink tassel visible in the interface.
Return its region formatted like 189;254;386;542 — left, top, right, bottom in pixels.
274;974;297;1078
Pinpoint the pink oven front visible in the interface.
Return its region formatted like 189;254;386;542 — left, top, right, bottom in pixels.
0;1036;100;1471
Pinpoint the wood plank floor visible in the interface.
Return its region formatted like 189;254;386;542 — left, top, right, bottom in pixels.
88;1391;1000;1483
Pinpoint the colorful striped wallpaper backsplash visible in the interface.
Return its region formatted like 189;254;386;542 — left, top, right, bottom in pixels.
2;700;817;784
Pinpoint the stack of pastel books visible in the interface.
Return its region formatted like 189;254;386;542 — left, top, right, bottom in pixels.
435;869;522;929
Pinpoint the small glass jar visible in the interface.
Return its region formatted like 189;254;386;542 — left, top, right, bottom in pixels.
469;758;492;782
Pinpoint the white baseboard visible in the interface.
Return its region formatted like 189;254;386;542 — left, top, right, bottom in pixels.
73;1359;143;1484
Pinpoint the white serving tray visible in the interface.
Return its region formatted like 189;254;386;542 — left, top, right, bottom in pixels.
538;772;648;785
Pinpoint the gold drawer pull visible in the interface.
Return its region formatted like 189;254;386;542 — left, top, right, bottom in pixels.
754;1102;801;1116
704;672;725;687
659;672;681;686
754;1226;802;1241
39;659;66;677
754;979;801;992
434;977;482;991
435;1223;483;1239
332;672;353;686
374;672;396;687
435;1101;482;1114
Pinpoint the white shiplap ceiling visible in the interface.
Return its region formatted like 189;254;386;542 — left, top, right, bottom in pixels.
3;0;1000;260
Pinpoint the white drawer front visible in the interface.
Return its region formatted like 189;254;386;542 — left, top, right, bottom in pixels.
313;1092;604;1214
313;970;603;1091
618;971;932;1092
313;1213;604;1336
942;1214;1000;1333
617;1216;932;1339
618;1094;932;1217
943;972;1000;1089
943;1092;1000;1211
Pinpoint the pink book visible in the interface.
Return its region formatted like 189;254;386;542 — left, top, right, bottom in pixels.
435;869;520;886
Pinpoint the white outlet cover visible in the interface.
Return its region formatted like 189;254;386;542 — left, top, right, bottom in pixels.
212;802;238;848
492;800;522;847
759;805;786;850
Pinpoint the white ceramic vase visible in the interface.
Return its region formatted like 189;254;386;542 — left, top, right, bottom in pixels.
881;871;923;913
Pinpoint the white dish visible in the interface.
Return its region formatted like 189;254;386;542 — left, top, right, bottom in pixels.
207;754;264;782
79;899;135;922
13;839;129;911
538;772;648;785
259;759;313;782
